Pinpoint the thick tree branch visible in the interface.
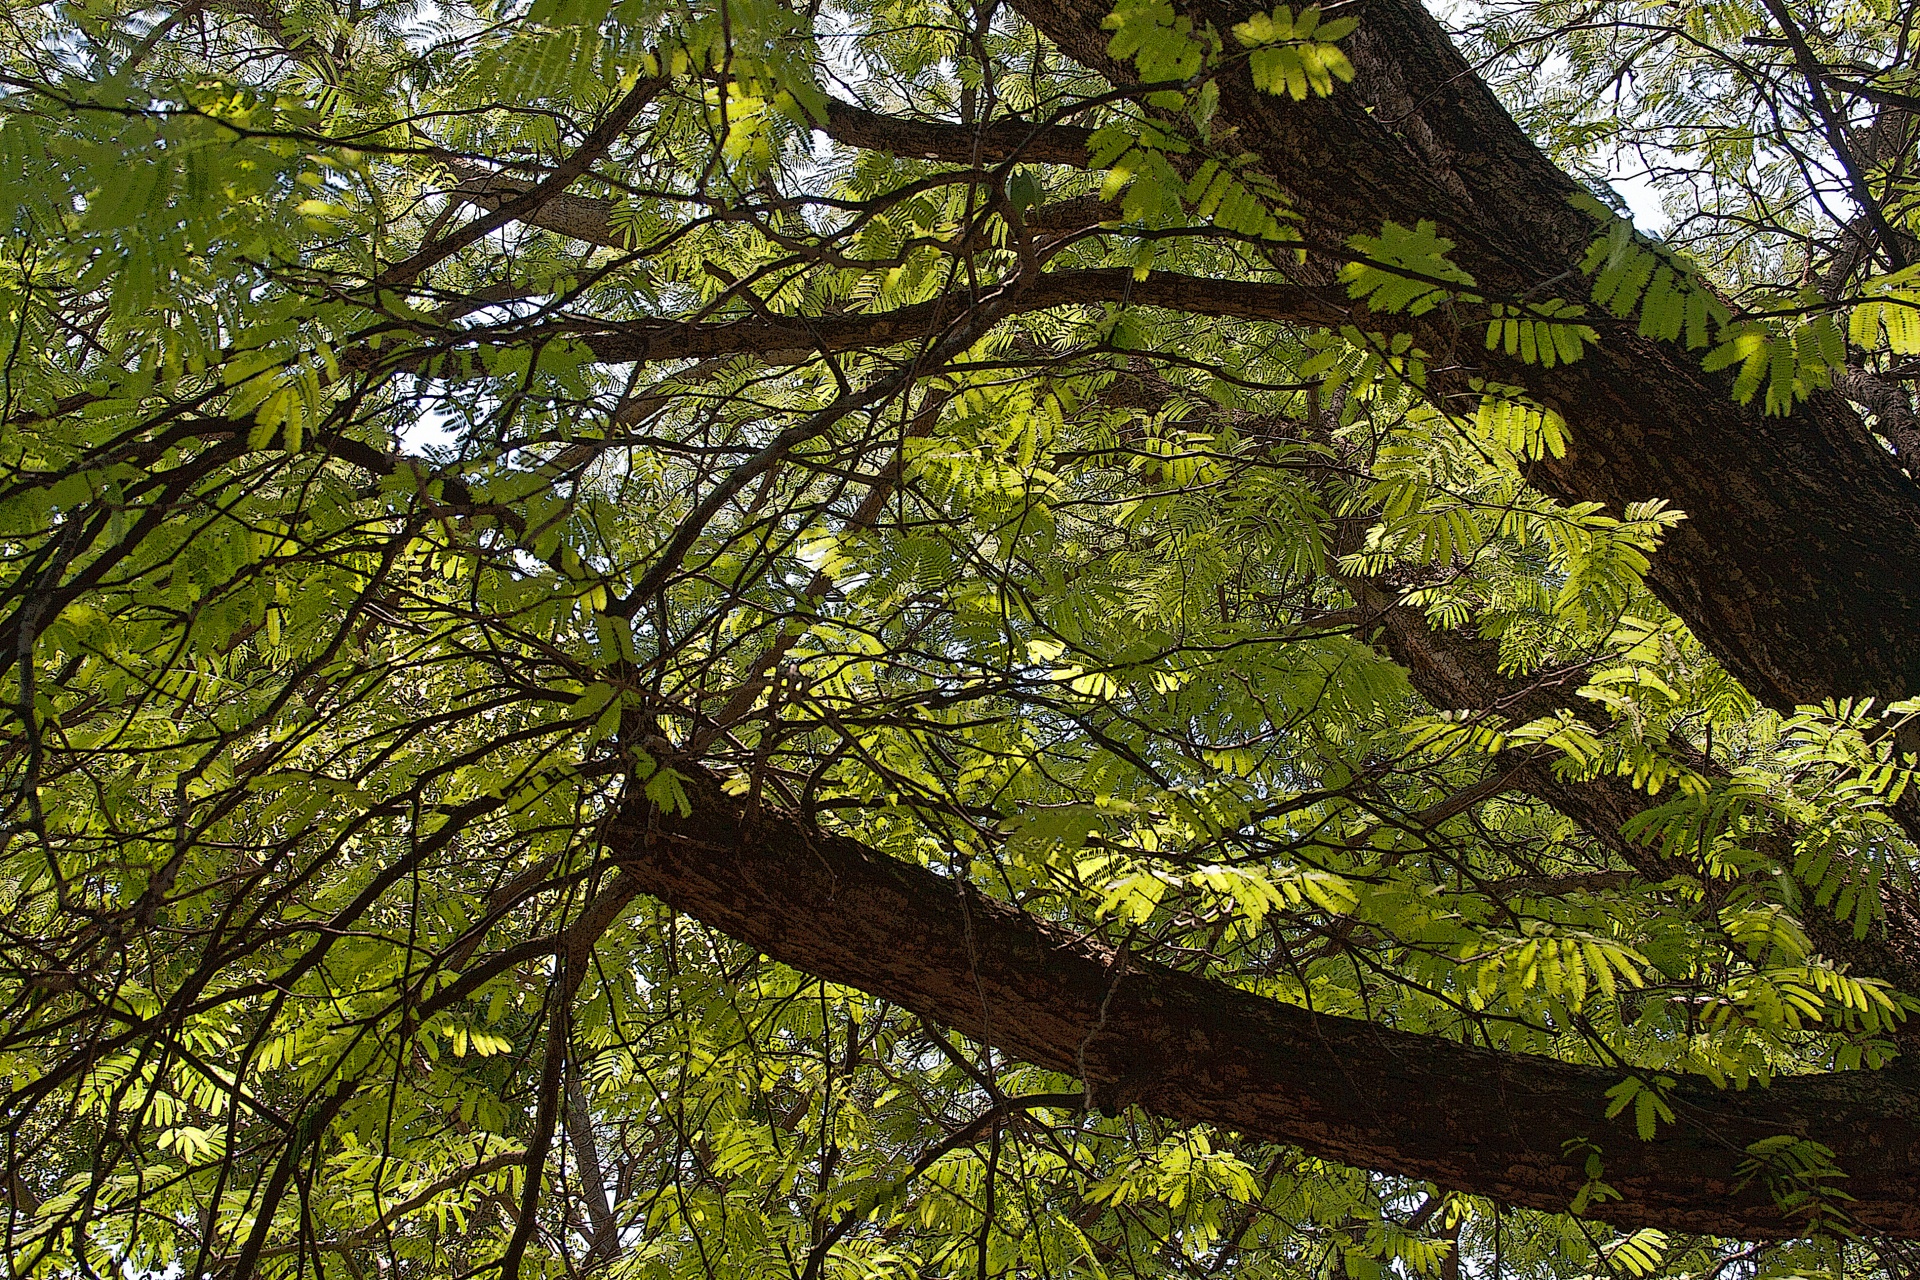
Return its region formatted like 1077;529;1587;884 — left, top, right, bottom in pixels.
337;268;1343;382
611;774;1920;1240
818;99;1094;166
437;99;1093;250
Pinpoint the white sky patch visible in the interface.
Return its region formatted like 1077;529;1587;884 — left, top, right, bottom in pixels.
1603;150;1673;236
399;404;463;454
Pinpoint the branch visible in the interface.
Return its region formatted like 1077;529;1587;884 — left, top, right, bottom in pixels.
445;167;634;250
1754;0;1907;270
498;867;647;1280
609;276;1031;614
337;269;1343;380
612;771;1920;1239
444;162;1112;252
435;98;1093;251
819;100;1094;166
1833;367;1920;470
572;269;1345;365
377;75;666;289
565;1070;620;1267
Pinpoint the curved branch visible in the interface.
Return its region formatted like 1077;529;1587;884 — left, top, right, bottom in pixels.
612;773;1920;1240
439;99;1093;251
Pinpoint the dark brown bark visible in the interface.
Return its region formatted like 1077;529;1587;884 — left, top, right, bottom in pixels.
1004;0;1920;712
817;100;1094;166
339;268;1343;378
442;98;1094;251
612;771;1920;1240
573;270;1344;365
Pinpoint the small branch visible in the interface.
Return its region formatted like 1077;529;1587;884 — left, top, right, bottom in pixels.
377;76;666;289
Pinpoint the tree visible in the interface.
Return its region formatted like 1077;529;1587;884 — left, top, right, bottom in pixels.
4;0;1920;1274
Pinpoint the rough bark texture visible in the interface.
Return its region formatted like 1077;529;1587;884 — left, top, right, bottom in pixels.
573;269;1343;366
1833;367;1920;469
612;772;1920;1239
1006;0;1920;711
817;100;1094;166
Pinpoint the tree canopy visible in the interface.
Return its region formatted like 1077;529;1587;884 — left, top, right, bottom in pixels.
6;0;1920;1276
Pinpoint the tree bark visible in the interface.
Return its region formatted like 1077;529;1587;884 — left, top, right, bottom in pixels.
611;772;1920;1241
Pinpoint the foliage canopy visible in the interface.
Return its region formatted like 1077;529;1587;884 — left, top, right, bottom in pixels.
4;0;1920;1276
